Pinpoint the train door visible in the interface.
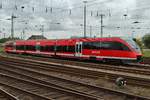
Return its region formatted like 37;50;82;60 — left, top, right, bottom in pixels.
75;42;82;57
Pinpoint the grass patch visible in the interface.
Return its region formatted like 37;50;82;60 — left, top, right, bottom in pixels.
143;50;150;57
0;47;4;53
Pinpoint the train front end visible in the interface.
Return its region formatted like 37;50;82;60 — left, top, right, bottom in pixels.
122;38;143;63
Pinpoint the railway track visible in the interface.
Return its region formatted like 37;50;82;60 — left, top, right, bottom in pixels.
1;53;150;81
0;87;19;100
0;55;150;99
0;74;99;100
2;53;150;74
1;56;150;88
0;62;125;100
143;57;150;65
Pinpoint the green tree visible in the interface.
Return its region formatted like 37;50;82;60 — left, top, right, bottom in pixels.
142;34;150;49
133;38;143;49
133;38;144;54
0;37;20;43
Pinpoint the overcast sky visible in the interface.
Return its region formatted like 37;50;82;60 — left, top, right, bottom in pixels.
0;0;150;39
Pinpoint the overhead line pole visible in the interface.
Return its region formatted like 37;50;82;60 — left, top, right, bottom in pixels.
100;14;104;38
83;1;87;38
10;14;17;39
11;14;14;39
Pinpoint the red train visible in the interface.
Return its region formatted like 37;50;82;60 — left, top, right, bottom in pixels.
4;37;143;63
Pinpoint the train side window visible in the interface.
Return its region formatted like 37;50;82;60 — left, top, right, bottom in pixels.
16;45;24;50
100;42;111;50
25;45;36;51
100;42;121;50
92;42;100;49
100;42;130;51
50;46;54;51
30;45;35;51
40;45;54;52
56;46;61;52
47;46;53;52
83;42;91;49
110;42;130;51
16;46;19;50
40;46;44;51
36;45;40;51
62;46;67;52
83;41;130;51
83;42;101;50
68;46;75;52
40;46;46;51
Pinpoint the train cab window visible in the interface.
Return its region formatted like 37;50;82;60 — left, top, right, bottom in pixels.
121;44;130;51
113;42;124;50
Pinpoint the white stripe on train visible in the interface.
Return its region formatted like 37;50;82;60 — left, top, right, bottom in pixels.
7;50;136;60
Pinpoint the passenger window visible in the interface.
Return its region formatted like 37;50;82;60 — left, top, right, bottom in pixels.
36;45;40;50
68;46;75;52
25;45;36;51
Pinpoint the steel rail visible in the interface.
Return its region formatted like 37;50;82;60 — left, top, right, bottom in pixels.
0;56;150;99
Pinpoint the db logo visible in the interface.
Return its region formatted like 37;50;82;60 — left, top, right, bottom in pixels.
92;51;100;54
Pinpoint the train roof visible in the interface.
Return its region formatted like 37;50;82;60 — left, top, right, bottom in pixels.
15;37;123;42
5;37;132;47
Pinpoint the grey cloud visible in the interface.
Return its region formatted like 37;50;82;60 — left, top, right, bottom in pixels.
0;0;150;39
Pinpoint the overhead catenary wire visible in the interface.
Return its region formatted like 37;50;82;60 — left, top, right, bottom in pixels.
1;0;150;38
1;0;150;19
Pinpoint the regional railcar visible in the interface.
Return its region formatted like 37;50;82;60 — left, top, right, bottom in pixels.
4;37;143;63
